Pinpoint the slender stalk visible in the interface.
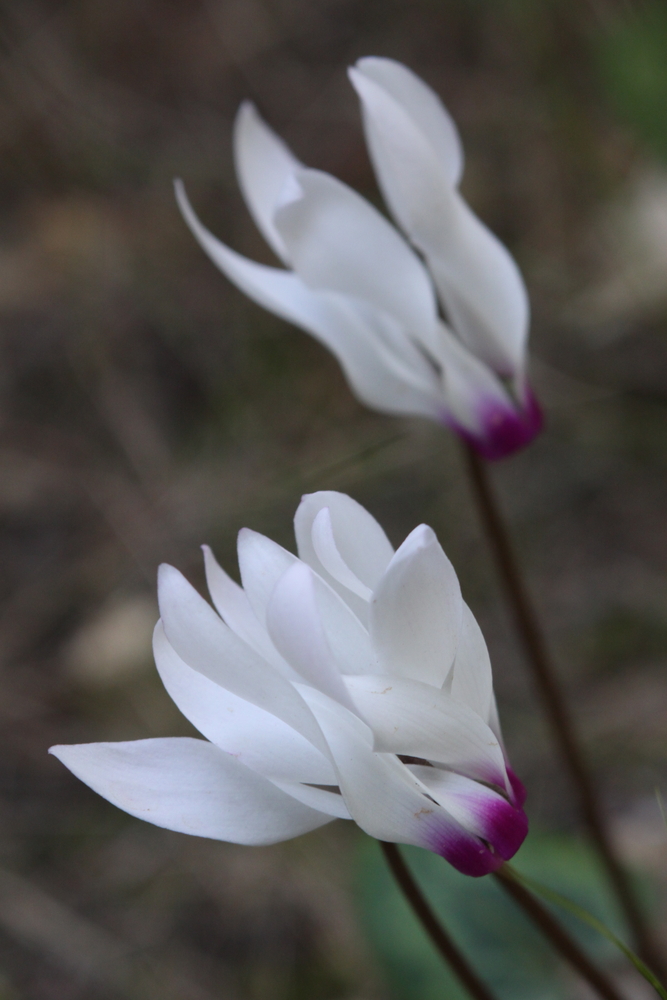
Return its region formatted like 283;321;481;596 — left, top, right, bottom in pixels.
493;865;628;1000
380;842;499;1000
461;443;664;976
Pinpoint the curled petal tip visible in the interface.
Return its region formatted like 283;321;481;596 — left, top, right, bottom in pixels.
157;562;175;583
446;388;543;462
237;98;256;115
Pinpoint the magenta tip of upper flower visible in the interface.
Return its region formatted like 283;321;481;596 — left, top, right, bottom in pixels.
447;389;543;462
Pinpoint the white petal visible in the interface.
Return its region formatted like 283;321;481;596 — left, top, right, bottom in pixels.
266;562;355;708
153;622;336;785
449;603;493;724
157;564;329;757
311;508;373;601
294;491;394;623
348;64;454;253
349;67;528;376
434;321;514;434
298;686;444;842
239;530;376;676
351;58;463;186
202;545;296;679
370;525;462;686
487;692;504;747
274;168;441;355
425;201;529;377
175;182;442;420
351;297;444;390
50;738;331;845
271;780;352;819
299;687;503;875
344;674;507;789
236;528;296;626
233;101;302;262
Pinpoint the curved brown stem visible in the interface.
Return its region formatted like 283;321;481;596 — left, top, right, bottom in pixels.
493;865;626;1000
462;443;664;977
380;842;498;1000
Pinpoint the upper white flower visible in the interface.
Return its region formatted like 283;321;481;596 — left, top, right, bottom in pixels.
51;492;527;877
175;57;541;460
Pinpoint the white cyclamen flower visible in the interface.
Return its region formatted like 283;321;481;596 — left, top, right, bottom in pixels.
175;58;541;460
51;492;527;876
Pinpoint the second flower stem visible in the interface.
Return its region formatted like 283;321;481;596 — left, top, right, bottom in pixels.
461;443;664;977
493;865;627;1000
380;841;499;1000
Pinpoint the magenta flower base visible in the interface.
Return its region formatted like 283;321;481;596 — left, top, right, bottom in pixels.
428;800;528;877
448;390;543;462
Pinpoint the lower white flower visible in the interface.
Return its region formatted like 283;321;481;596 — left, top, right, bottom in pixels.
51;492;527;877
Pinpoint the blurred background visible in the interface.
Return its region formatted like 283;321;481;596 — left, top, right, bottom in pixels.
2;0;667;996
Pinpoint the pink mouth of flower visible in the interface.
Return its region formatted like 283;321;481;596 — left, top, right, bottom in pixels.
425;796;529;877
444;389;543;461
430;828;505;877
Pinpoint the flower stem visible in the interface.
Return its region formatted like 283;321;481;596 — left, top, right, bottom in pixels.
380;842;499;1000
461;443;664;976
493;864;627;1000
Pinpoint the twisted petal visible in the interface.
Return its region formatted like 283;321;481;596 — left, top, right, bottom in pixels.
274;168;440;355
153;622;335;785
295;490;394;592
295;491;393;624
301;687;503;876
266;562;355;708
344;674;507;789
50;738;331;844
233;101;301;262
202;544;295;679
426;222;529;379
311;507;373;601
351;57;463;187
157;564;329;757
449;603;493;723
350;58;528;377
370;524;462;686
175;181;442;420
238;529;375;676
236;528;296;626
